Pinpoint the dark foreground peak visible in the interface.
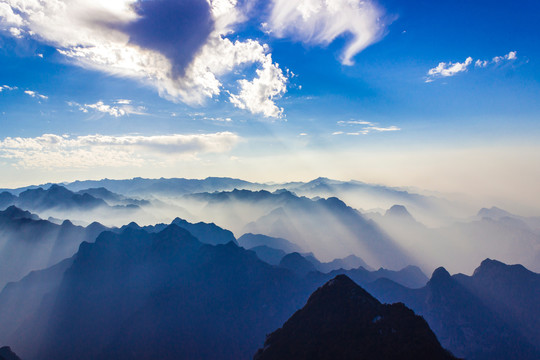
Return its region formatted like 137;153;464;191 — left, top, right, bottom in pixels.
254;275;458;360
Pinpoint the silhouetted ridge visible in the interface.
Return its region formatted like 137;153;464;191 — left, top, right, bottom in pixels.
0;346;21;360
171;217;237;245
368;260;540;360
279;252;316;276
154;223;199;243
429;267;452;284
254;274;457;360
454;258;540;354
238;233;302;253
473;258;529;277
0;205;38;221
17;184;108;211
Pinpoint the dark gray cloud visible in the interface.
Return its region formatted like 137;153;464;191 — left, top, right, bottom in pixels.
124;0;214;77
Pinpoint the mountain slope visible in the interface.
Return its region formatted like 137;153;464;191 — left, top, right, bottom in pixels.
367;263;540;360
0;206;107;287
454;259;540;351
191;189;413;269
13;225;308;360
254;274;457;360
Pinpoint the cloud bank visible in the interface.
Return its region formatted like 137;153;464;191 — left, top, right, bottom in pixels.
0;132;240;168
426;51;517;82
0;0;287;117
265;0;387;65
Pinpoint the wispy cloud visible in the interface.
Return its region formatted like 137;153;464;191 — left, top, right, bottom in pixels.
24;90;48;99
1;0;288;117
334;120;400;135
265;0;388;65
338;120;373;125
0;132;240;169
0;85;17;92
203;116;232;122
426;51;518;82
68;100;146;117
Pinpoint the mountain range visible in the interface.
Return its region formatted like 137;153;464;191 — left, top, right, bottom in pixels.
0;177;538;360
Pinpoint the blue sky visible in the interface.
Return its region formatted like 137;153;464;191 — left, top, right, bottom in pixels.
0;0;539;212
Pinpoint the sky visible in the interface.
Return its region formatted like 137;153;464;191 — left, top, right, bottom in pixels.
0;0;539;214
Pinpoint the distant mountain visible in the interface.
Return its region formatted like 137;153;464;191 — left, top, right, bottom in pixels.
385;204;416;221
307;264;429;290
191;189;413;269
254;274;457;360
18;184;109;211
0;206;108;288
371;204;540;273
238;233;303;253
132;217;237;245
477;207;540;235
0;185;145;222
304;253;374;273
76;187;150;207
477;206;515;220
0;347;21;360
249;245;287;265
367;261;540;360
0;192;17;210
64;177;256;196
275;177;463;227
279;252;317;276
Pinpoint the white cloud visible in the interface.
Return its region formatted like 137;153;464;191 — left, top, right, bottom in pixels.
0;85;17;92
338;120;373;126
1;0;288;117
333;120;400;135
428;51;518;81
0;132;240;168
346;131;367;135
0;2;22;27
203;116;232;122
24;90;48;99
492;51;517;63
425;57;473;82
69;100;146;117
229;53;287;118
366;125;400;132
265;0;387;65
475;59;489;68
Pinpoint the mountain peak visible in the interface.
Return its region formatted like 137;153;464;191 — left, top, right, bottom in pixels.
1;205;37;220
385;204;414;220
473;258;531;278
279;252;316;276
255;275;457;360
0;346;22;360
477;206;513;219
430;267;452;283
